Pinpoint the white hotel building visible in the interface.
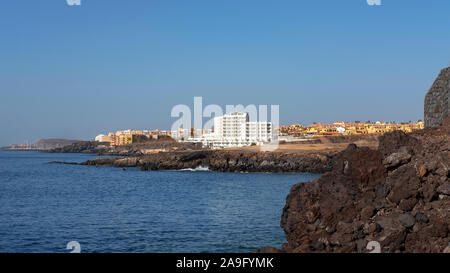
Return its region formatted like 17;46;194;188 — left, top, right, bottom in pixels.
199;112;274;148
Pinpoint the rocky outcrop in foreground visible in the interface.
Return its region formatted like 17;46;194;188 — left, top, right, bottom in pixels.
424;66;449;128
79;150;333;173
278;124;449;253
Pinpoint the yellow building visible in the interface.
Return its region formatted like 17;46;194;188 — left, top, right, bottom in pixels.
284;121;424;137
118;134;133;145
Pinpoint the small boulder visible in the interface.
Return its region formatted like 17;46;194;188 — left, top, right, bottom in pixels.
444;243;450;253
422;183;438;202
311;241;325;251
387;167;420;204
383;152;411;169
437;183;450;195
254;246;283;253
376;184;390;198
416;164;428;177
399;198;418;212
415;213;429;224
326;226;336;234
366;223;382;234
399;214;415;228
361;206;376;220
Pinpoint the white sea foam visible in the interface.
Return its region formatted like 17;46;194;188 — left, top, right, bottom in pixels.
179;165;210;172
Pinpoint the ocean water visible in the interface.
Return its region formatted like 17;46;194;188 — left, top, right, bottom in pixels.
0;151;320;253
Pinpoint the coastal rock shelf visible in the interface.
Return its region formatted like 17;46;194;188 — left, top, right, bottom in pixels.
78;150;333;173
276;123;449;253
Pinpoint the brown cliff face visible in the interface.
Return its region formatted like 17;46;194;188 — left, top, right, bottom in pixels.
280;124;449;253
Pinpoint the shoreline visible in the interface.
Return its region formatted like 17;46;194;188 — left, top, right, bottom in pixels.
43;134;383;174
263;125;450;253
53;149;335;174
1;148;51;152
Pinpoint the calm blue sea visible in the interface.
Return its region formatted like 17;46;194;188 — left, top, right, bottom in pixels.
0;150;320;253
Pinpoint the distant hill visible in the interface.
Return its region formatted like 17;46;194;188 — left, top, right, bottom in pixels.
33;139;81;149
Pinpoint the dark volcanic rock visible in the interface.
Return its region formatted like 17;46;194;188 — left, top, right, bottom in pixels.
279;123;449;253
424;67;449;128
383;152;411;169
415;213;429;224
386;166;420;205
361;206;376;220
399;214;415;228
437;184;450;195
49;161;79;165
48;141;109;154
47;139;200;156
254;246;283;253
78;150;333;173
399;198;418;212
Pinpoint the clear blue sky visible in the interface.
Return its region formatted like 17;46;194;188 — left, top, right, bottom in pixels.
1;0;449;145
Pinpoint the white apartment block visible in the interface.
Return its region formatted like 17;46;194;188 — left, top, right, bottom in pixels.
201;112;273;148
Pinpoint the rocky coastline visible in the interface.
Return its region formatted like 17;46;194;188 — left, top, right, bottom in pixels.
46;139;201;155
74;150;334;173
48;125;449;252
262;122;449;253
48;134;382;173
46;116;448;252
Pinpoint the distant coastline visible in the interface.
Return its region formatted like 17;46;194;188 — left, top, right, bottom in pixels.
2;138;81;152
1;147;50;151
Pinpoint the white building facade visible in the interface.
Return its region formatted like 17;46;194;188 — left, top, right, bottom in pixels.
201;112;273;148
